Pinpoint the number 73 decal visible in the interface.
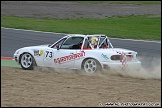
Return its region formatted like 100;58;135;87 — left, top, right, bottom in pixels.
45;49;54;60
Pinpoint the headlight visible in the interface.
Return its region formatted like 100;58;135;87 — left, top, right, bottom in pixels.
14;49;21;55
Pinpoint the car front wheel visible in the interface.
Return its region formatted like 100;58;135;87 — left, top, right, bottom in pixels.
83;59;101;73
20;53;35;70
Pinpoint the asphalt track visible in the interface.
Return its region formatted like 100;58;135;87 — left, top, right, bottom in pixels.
1;27;161;68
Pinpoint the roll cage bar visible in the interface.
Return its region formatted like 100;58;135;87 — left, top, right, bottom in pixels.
80;34;113;50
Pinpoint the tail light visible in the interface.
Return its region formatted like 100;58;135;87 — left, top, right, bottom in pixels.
126;55;133;61
111;55;122;60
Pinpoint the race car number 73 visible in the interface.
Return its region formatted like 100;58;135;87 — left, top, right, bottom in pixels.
46;51;53;58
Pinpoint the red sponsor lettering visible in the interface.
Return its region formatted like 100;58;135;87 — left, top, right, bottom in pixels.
54;52;85;64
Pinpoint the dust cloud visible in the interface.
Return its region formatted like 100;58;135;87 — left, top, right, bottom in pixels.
35;57;161;80
104;57;161;80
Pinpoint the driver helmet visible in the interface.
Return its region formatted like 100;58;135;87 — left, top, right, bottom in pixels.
90;37;98;46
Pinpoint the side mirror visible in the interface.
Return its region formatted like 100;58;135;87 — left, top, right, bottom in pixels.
56;44;59;50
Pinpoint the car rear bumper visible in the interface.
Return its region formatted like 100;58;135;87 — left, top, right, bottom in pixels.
101;61;141;71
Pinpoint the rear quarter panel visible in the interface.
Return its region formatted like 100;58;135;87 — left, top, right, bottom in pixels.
74;49;117;69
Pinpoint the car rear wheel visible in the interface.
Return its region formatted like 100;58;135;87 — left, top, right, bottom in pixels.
83;58;101;73
20;53;36;70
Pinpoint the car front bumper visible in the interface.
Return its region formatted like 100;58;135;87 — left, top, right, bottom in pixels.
13;54;19;63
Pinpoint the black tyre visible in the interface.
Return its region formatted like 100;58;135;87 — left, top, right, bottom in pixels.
20;53;36;70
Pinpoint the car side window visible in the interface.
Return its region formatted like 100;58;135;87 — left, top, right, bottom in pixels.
61;37;84;49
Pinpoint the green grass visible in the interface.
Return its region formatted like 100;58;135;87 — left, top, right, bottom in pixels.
70;1;161;5
1;15;161;40
1;60;20;67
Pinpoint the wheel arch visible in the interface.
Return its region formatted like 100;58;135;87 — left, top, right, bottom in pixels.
19;52;37;66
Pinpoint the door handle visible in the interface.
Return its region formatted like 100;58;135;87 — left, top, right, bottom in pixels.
70;53;74;54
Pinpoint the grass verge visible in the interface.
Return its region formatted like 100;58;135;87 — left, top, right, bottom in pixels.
1;15;161;40
1;60;20;67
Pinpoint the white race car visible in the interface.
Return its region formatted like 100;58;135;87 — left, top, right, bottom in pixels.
14;34;141;73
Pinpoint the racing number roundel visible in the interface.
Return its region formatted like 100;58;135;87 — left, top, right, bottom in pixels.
45;49;54;60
